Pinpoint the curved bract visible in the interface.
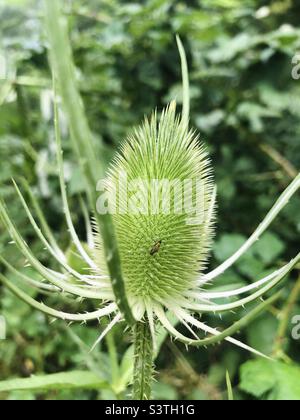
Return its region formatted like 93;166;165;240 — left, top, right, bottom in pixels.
0;111;299;360
0;2;300;400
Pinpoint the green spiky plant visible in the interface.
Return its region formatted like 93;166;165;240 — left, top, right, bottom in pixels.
0;0;300;400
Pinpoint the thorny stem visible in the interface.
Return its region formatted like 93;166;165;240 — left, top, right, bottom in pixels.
45;0;135;325
132;320;154;400
273;274;300;360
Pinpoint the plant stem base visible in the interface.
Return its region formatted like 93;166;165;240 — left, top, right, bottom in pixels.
132;320;154;400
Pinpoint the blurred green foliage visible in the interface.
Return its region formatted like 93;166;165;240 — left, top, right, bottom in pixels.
0;0;300;400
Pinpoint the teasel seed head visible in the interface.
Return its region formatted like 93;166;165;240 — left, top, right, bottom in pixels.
94;102;216;320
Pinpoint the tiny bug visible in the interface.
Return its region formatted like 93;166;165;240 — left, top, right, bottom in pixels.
150;240;162;256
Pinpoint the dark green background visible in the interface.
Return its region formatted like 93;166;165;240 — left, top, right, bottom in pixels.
0;0;299;400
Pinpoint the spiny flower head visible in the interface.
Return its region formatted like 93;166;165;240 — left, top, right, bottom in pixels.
0;100;299;357
1;1;300;372
93;102;216;319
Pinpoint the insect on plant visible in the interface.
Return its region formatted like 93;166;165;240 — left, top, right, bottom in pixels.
150;240;162;256
0;0;299;401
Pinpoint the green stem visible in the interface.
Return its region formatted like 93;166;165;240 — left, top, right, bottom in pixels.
176;35;190;128
44;0;135;325
132;320;154;400
273;275;300;359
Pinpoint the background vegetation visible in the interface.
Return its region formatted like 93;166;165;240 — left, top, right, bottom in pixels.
0;0;300;400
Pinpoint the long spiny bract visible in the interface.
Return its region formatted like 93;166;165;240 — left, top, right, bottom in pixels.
0;105;299;360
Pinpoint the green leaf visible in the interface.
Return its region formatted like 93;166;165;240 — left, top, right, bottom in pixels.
66;241;91;275
195;109;225;134
252;232;285;265
214;234;248;261
237;102;280;133
240;360;300;400
0;371;109;393
152;381;178;400
247;314;278;355
226;371;234;401
117;346;134;394
237;255;266;278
